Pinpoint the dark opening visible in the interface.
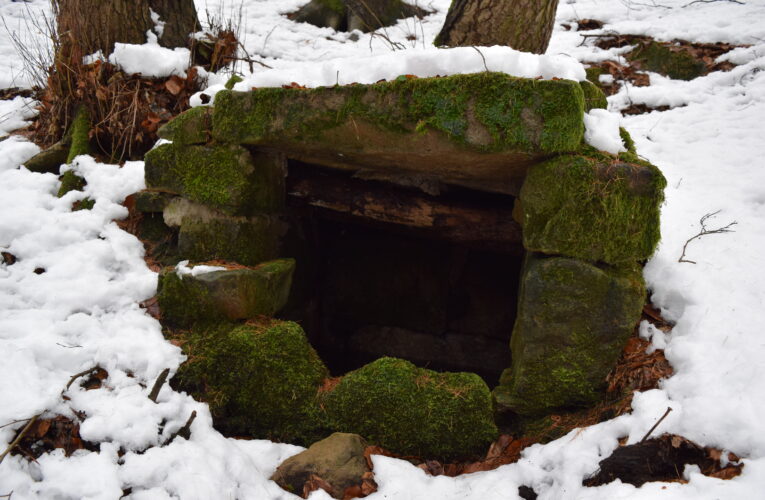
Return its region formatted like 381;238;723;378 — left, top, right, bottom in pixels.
282;161;525;385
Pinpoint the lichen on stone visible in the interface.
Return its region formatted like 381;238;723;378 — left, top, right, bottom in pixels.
322;357;498;460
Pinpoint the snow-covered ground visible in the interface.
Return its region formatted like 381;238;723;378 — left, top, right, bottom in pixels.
1;0;765;498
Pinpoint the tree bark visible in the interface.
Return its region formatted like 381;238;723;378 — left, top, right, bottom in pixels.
434;0;560;54
54;0;200;57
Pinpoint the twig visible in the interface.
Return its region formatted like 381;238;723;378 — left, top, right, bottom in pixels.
148;368;170;403
471;46;489;72
0;491;12;499
166;411;197;443
683;0;744;7
64;366;99;391
0;414;40;465
640;407;672;442
678;210;737;264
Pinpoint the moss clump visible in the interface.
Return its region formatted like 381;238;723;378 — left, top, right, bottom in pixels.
493;254;645;416
580;80;608;111
174;319;329;444
322;357;498;460
585;66;604;86
157;106;212;145
520;151;666;265
66;106;91;163
224;75;243;90
157;259;295;327
212;72;585;154
133;190;176;213
619;127;637;155
57;170;86;197
145;142;285;215
177;213;283;266
318;0;345;15
628;41;706;81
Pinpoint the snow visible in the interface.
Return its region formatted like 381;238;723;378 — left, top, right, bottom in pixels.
175;260;227;278
2;0;765;498
583;109;626;154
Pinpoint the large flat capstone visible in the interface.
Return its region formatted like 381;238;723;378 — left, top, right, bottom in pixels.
199;72;587;195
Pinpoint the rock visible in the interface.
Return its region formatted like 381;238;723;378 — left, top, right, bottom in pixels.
173;318;329;444
23;141;69;174
162;198;285;266
519;151;665;265
157;106;212;145
579;80;608;111
291;0;347;31
210;72;587;195
271;432;370;499
145;142;285;215
493;254;645;416
57;170;85;197
628;41;706;81
322;357;498;460
157;259;295;327
133;190;176;213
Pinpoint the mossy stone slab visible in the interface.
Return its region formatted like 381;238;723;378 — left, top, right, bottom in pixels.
493;254;645;416
173;319;329;444
157;106;212;145
519;151;665;265
133;190;176;213
271;432;369;498
23;141;69;174
145;142;285;215
211;72;586;195
322;357;498;460
162;198;285;266
157;259;295;327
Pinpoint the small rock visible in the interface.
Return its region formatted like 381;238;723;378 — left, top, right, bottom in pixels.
271;433;370;499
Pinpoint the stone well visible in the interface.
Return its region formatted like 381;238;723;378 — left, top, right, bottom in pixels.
140;72;665;458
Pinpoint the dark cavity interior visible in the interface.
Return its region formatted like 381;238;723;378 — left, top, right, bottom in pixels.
283;161;525;385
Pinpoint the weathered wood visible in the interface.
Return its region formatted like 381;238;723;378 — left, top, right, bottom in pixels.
287;164;523;247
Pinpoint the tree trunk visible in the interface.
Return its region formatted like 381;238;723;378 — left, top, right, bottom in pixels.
434;0;560;54
54;0;200;57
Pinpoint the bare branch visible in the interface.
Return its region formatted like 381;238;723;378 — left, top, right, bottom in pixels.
0;414;41;465
678;210;738;264
148;368;171;403
683;0;744;7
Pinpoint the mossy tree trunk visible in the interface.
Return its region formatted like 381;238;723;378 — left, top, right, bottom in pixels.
53;0;201;57
434;0;560;54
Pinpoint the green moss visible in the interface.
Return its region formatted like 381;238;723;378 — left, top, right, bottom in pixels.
224;75;243;90
133;190;176;213
628;41;706;81
177;213;283;266
579;80;608;111
157;106;212;145
66;106;91;163
74;197;95;211
619;127;637;155
173;319;329;444
318;0;346;15
585;66;604;86
520;151;666;264
493;254;645;416
322;357;498;460
57;170;86;197
145;142;285;215
211;72;585;154
157;259;295;327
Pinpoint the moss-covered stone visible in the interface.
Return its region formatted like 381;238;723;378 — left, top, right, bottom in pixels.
628;41;706;81
210;72;586;195
133;190;176;213
157;259;295;327
157;106;212;145
519;151;665;265
493;254;645;416
585;66;604;86
145;142;285;215
580;80;608;111
322;357;498;460
173;319;329;444
57;170;86;197
619;127;637;156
